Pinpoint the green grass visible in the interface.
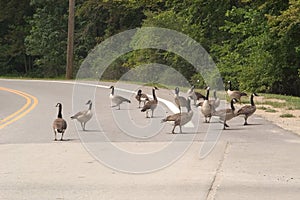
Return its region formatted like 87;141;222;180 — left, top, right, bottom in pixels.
143;82;169;89
262;93;300;110
257;106;267;110
265;108;277;113
262;101;286;108
237;92;300;110
280;113;296;118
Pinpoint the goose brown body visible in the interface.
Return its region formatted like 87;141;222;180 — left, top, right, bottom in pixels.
109;86;131;110
201;87;213;123
162;99;193;134
187;85;205;105
135;89;149;108
71;100;93;131
227;81;247;102
174;87;189;111
141;87;158;118
213;98;238;129
237;93;258;125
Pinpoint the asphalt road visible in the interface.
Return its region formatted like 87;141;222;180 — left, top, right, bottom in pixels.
0;79;300;200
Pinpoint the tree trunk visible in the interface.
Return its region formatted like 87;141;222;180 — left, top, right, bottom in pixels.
66;0;75;79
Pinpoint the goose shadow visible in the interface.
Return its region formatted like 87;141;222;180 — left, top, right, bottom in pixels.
54;138;80;142
165;131;201;135
80;129;103;133
241;123;263;126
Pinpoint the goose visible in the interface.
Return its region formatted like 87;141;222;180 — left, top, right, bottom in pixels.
141;87;158;118
161;99;193;134
71;100;93;131
209;90;220;110
109;86;131;110
187;85;205;106
213;98;238;129
213;90;220;108
135;89;149;108
174;87;189;111
53;103;67;141
198;90;220;107
227;81;247;102
201;87;213;123
237;93;259;125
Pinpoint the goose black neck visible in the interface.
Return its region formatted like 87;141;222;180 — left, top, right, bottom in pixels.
57;105;62;118
214;90;217;99
230;99;235;111
175;87;179;95
152;88;157;100
206;89;210;100
250;94;255;106
187;100;191;112
89;103;92;110
228;81;232;90
111;87;114;95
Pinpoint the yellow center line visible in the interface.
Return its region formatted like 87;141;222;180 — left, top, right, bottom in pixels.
0;87;38;129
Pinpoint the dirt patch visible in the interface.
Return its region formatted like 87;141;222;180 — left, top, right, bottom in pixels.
255;96;286;103
253;98;300;135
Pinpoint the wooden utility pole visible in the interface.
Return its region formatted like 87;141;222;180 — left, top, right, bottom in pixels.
66;0;75;79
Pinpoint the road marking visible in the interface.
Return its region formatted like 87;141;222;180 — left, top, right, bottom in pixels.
0;79;192;126
0;87;38;129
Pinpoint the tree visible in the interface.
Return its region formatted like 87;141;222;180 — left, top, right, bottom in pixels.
267;0;300;95
25;0;68;77
0;0;32;75
66;0;75;79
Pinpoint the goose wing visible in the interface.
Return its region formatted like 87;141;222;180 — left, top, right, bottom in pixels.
237;105;256;116
113;95;131;104
162;113;181;122
195;92;205;100
141;100;156;112
71;110;87;119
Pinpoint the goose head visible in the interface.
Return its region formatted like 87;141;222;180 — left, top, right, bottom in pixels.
86;100;92;105
56;103;62;108
175;87;179;95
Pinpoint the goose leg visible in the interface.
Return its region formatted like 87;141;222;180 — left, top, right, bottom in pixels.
223;121;229;130
208;116;211;123
54;130;57;141
83;122;86;131
179;125;182;134
172;125;176;134
244;116;248;125
60;131;64;141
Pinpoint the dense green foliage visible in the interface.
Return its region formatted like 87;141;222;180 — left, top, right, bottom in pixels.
0;0;299;96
